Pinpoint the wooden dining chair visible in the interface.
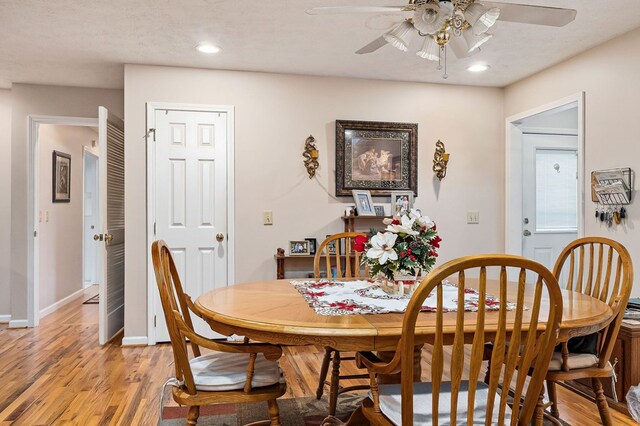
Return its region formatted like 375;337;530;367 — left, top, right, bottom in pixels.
314;232;369;415
355;254;563;425
151;240;287;426
544;237;633;425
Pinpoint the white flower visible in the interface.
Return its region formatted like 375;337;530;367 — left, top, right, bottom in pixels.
382;215;400;225
385;214;419;236
408;209;422;220
416;214;434;228
366;232;398;265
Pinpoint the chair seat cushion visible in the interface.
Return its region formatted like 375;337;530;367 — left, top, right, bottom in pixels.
548;351;598;371
190;351;282;392
374;380;511;425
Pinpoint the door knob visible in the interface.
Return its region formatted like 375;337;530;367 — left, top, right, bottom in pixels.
93;234;103;241
216;233;225;242
523;230;532;237
104;233;113;243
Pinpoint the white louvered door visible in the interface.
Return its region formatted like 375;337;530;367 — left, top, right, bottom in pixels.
153;109;228;342
97;106;125;345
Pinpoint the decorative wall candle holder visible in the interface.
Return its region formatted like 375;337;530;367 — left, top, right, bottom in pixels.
432;140;450;181
303;135;319;179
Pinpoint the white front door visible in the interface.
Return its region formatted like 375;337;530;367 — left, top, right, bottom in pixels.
522;133;578;273
97;106;125;345
152;108;229;342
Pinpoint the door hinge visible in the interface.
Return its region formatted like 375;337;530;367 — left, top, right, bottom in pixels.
34;230;37;237
154;315;157;327
153;222;156;236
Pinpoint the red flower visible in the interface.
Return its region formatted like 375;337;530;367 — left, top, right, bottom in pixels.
430;235;442;248
392;220;401;225
421;226;427;231
353;235;368;252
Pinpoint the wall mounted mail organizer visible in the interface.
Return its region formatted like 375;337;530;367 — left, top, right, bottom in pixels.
591;168;634;227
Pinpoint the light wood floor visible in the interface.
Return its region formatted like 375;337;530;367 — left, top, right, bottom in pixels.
0;293;636;425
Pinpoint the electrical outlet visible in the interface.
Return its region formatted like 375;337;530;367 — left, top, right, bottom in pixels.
263;210;273;225
467;210;479;224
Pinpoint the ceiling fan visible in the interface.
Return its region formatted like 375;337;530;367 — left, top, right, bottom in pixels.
306;0;577;78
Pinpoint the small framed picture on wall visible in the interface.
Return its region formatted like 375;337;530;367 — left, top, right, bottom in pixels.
52;150;71;203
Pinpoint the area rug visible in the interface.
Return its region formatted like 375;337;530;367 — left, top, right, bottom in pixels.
82;294;99;304
160;394;363;426
159;394;570;425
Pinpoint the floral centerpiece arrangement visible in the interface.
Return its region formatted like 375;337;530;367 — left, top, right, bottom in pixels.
354;209;441;296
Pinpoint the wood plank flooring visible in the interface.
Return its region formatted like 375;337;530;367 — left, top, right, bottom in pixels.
0;292;636;425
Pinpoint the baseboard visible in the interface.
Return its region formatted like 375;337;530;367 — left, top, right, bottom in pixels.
40;288;85;318
122;336;148;346
8;319;28;328
0;314;11;323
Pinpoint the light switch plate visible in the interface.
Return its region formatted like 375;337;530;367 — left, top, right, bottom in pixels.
263;210;273;225
467;210;479;224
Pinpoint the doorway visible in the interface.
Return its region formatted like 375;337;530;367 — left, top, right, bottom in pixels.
505;94;585;274
83;149;99;288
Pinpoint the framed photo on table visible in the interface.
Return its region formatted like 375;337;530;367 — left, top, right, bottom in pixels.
52;150;71;203
352;190;375;216
335;120;418;197
390;191;414;215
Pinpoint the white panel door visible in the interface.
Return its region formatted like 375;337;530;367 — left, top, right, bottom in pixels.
97;106;125;345
522;133;578;276
153;109;228;342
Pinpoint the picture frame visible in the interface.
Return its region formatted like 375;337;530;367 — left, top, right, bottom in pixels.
52;150;71;203
289;240;310;256
352;189;375;216
325;234;342;255
305;238;318;255
335;119;418;197
374;205;386;216
390;191;414;215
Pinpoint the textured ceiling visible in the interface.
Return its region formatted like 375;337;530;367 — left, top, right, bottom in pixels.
1;0;640;90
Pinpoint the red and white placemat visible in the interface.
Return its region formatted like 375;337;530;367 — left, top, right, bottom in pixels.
290;279;518;316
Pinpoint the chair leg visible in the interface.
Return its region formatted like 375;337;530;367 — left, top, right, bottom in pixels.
592;377;613;426
317;348;333;399
329;350;341;416
186;405;200;426
534;390;545;426
267;399;282;426
546;380;560;418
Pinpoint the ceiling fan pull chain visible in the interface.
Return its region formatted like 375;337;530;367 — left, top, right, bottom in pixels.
443;46;448;79
437;45;443;70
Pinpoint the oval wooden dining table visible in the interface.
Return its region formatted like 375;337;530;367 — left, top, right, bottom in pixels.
195;279;613;352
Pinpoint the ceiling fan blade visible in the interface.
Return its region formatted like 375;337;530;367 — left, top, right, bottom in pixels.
306;6;410;15
355;36;388;54
485;2;577;27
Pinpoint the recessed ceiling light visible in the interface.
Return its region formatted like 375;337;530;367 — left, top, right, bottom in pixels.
467;64;490;72
196;43;221;54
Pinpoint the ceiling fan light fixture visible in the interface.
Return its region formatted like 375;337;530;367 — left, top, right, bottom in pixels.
416;36;440;61
464;3;500;35
412;4;440;34
383;20;416;51
463;29;492;52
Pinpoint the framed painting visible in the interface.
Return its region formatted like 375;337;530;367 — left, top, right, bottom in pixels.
52;150;71;203
335;120;418;197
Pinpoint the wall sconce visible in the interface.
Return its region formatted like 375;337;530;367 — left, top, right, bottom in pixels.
303;134;319;179
432;140;450;181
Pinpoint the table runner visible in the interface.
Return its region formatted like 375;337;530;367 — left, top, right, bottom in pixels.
290;279;518;316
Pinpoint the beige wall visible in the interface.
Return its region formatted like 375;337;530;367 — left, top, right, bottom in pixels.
505;28;640;295
10;84;123;323
38;125;98;312
0;89;11;318
124;65;505;339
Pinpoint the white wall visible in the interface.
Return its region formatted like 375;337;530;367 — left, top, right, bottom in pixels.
124;65;505;339
10;84;123;323
505;27;640;295
37;125;98;313
0;89;11;319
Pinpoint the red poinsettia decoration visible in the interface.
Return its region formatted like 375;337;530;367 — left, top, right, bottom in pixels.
353;235;368;253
